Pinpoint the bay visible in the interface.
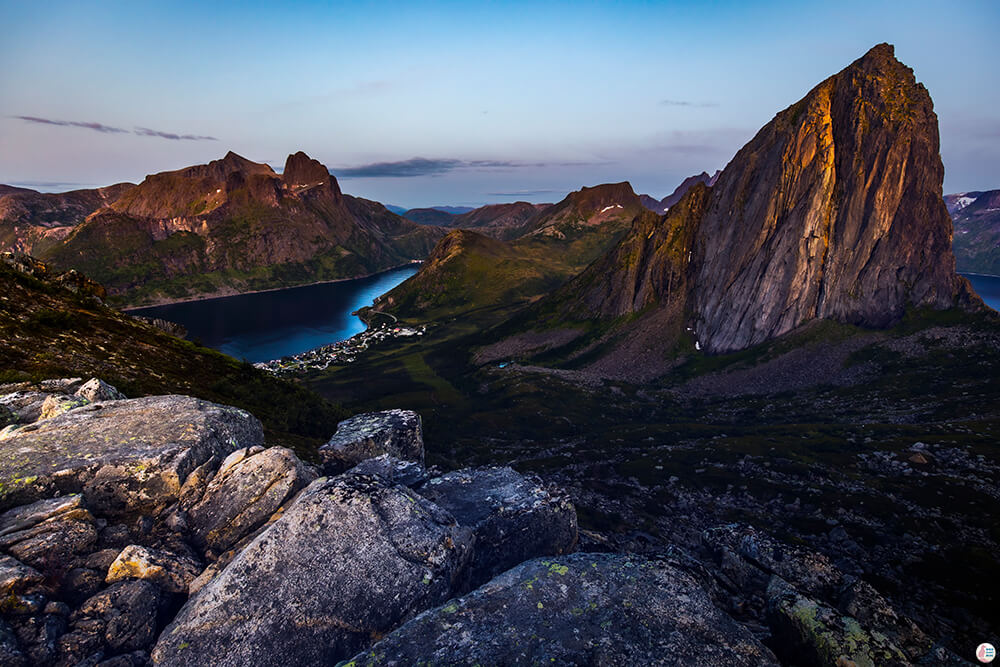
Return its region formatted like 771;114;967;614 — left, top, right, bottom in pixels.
129;265;418;363
962;273;1000;312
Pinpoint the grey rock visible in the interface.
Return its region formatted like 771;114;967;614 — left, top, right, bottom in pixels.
152;473;472;666
185;446;315;556
0;495;98;572
766;576;908;667
0;618;27;667
0;395;264;515
839;578;931;660
74;580;163;653
318;409;423;473
0;403;14;429
11;613;65;665
86;548;124;572
417;466;578;590
38;393;90;421
58;619;105;664
347;454;427;487
0;554;44;595
43;601;70;616
61;568;105;605
0;391;50;425
702;523;843;600
347;553;780;666
105;545;202;594
2;593;46;615
75;378;127;402
38;378;85;394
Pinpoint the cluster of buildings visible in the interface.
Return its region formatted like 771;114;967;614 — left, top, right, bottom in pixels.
255;323;425;376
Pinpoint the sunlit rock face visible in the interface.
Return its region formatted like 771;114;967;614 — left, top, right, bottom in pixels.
690;43;974;352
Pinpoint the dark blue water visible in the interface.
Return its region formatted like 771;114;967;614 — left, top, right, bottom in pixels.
130;266;418;362
962;273;1000;312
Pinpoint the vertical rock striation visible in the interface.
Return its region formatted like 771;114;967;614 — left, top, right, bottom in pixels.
691;43;973;352
518;44;979;362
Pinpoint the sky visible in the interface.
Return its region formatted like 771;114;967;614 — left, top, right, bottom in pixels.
1;0;997;208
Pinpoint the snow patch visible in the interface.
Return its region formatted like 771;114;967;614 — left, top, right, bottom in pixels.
599;204;624;214
955;195;978;210
694;341;701;351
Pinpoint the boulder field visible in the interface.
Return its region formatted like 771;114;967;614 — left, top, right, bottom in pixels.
0;380;958;665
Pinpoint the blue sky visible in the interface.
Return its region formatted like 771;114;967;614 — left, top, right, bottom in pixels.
1;0;997;207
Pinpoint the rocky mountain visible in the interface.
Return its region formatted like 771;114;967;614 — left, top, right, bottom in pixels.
640;171;720;215
401;207;456;226
449;201;550;240
378;183;644;321
947;189;1000;275
0;252;345;451
0;183;135;256
492;43;978;372
25;151;444;306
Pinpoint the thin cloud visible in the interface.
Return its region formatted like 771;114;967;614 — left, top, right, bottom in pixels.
659;99;719;108
335;157;610;178
486;189;561;197
8;180;96;189
336;158;463;178
134;126;218;141
13;115;127;134
12;115;217;141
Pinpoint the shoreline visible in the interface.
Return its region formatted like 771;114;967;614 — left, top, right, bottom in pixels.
959;271;1000;279
121;261;422;312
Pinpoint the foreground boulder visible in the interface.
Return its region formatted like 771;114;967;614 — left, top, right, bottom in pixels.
417;466;578;590
0;395;264;515
346;553;779;666
105;545;201;594
702;523;944;664
0;495;97;574
318;409;423;473
152;473;472;666
347;454;427;487
184;446;315;556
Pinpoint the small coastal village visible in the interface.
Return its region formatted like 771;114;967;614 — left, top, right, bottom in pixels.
255;317;425;376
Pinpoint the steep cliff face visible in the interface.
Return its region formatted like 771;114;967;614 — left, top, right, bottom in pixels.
515;44;977;362
39;152;443;305
691;43;972;352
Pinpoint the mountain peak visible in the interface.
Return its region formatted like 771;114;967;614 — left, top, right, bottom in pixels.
859;41;895;64
505;44;978;366
282;151;341;196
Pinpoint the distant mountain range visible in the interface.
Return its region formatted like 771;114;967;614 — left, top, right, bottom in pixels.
946;190;1000;275
1;152;445;306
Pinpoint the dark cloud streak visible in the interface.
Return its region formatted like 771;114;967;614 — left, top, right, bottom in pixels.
13;115;217;141
335;158;463;178
134;127;218;141
336;157;609;178
14;115;127;133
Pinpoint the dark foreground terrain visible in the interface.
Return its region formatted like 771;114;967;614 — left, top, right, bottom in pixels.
304;304;1000;656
